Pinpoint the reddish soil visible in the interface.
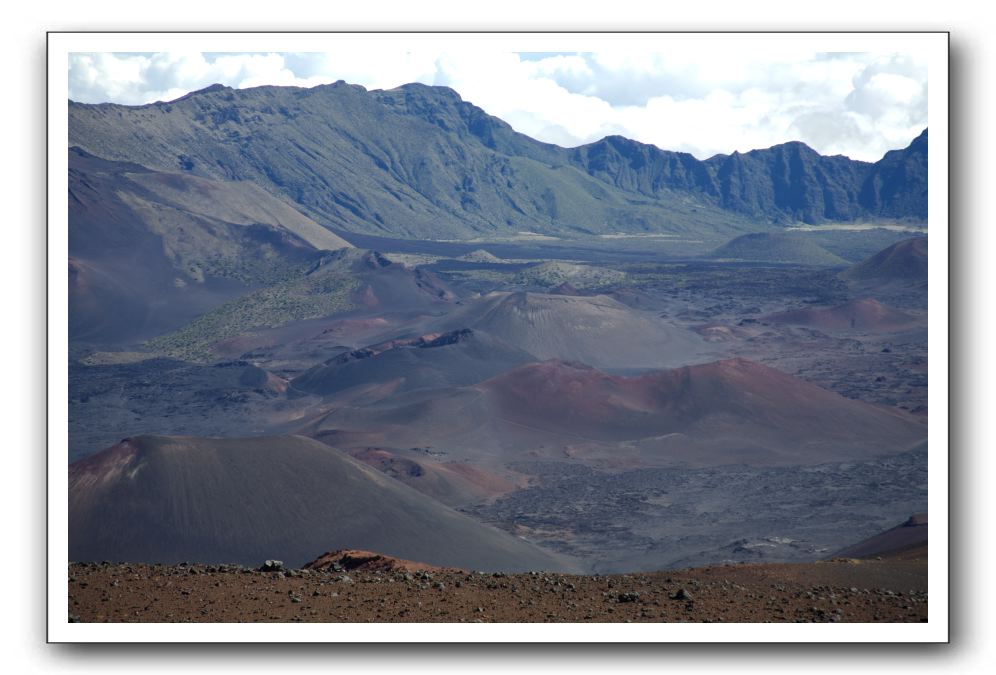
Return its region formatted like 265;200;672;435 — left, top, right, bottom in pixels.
843;237;927;284
344;447;521;507
479;358;924;452
67;557;927;623
764;298;918;333
304;550;455;574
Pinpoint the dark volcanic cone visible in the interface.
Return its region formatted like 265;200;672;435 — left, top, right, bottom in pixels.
710;232;849;266
479;358;925;462
68;435;578;572
842;237;927;286
832;513;928;560
291;327;536;398
436;291;715;370
304;358;926;469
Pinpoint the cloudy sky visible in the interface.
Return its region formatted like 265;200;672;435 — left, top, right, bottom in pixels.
68;50;928;162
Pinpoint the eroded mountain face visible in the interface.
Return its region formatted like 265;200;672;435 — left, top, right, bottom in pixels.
69;83;927;242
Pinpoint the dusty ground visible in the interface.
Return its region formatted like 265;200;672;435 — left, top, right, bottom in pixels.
67;557;927;623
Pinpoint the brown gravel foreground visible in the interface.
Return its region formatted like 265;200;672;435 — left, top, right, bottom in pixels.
67;558;927;623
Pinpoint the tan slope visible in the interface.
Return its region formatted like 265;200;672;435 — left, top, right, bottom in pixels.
124;170;352;252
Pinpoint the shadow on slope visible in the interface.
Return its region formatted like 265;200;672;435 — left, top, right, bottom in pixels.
69;147;351;344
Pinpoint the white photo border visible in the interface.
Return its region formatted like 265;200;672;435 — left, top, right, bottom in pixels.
47;30;949;644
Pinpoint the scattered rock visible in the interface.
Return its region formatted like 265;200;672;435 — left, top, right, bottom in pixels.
671;589;694;601
64;559;927;623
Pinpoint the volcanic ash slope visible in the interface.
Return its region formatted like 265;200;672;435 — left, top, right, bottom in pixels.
68;434;578;572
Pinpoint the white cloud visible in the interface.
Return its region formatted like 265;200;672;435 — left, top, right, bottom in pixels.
68;50;928;162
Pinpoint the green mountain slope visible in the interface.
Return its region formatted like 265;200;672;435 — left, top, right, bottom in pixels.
69;82;927;243
67;83;762;242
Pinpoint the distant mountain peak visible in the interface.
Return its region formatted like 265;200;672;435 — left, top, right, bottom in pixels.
907;127;928;152
750;139;819;156
168;83;232;102
194;83;229;94
392;81;463;99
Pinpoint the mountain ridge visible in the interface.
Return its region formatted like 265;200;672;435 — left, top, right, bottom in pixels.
69;81;927;242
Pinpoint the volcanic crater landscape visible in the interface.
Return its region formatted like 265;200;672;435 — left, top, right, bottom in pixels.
67;81;930;623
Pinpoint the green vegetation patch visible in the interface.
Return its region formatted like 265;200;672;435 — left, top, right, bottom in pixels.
515;261;627;289
147;272;359;362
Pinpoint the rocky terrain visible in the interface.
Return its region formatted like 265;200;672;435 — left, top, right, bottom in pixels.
469;445;927;572
67;554;927;624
